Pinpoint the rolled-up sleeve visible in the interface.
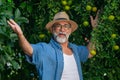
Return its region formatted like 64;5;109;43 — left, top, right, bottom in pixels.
25;43;43;65
78;46;89;62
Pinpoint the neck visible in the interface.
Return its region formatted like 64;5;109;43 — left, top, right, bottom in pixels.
60;41;69;48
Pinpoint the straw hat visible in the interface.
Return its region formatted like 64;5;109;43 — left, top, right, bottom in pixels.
46;12;78;33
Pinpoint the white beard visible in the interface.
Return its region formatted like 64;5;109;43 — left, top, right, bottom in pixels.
53;32;70;44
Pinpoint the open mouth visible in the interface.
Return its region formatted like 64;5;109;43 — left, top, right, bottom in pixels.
58;33;66;37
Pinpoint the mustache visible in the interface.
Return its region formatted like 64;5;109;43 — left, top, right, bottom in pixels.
58;32;66;35
53;32;67;39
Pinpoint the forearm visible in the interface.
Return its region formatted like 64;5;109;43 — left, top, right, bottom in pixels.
88;10;99;58
87;41;96;58
18;34;33;56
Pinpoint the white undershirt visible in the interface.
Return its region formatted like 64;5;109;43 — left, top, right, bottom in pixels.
61;53;80;80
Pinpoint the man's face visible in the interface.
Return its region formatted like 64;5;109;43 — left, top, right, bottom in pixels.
52;21;72;43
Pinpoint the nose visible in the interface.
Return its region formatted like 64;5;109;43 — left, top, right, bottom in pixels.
60;25;65;31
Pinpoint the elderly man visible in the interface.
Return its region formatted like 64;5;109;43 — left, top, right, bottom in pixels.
7;11;99;80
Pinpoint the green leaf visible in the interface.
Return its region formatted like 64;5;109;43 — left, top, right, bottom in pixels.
0;0;5;5
11;61;20;70
0;30;9;40
0;55;6;65
10;33;18;42
15;17;29;25
0;16;8;26
4;10;13;18
15;8;21;18
0;63;4;71
4;52;12;61
7;0;12;3
0;0;2;5
27;5;32;13
19;2;26;9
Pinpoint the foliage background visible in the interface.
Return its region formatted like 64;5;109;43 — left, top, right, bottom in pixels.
0;0;120;80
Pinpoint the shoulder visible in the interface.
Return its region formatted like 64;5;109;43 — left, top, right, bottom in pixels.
31;42;49;46
69;42;87;50
31;42;52;49
69;42;83;48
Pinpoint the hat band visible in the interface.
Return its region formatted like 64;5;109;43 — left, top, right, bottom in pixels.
55;18;68;20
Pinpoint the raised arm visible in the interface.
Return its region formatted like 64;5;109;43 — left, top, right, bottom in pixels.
7;19;33;56
87;10;100;58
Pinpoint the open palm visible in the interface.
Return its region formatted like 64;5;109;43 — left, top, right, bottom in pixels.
7;19;23;36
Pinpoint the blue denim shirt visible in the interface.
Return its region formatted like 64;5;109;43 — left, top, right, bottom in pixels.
26;38;89;80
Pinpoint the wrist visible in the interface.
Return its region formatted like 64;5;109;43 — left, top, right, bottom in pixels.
17;33;24;38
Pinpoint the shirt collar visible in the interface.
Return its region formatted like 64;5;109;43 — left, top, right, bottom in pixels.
50;38;62;50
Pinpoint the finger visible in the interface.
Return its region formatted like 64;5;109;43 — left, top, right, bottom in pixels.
9;19;17;25
7;21;15;29
7;20;13;26
95;10;100;20
90;16;94;22
84;37;90;43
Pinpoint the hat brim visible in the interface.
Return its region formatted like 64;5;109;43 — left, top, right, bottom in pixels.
46;20;78;33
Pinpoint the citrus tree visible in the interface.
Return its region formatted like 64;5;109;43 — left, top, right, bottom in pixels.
0;0;33;80
0;0;120;80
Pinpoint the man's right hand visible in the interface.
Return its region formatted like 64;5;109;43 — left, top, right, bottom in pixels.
7;19;23;36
